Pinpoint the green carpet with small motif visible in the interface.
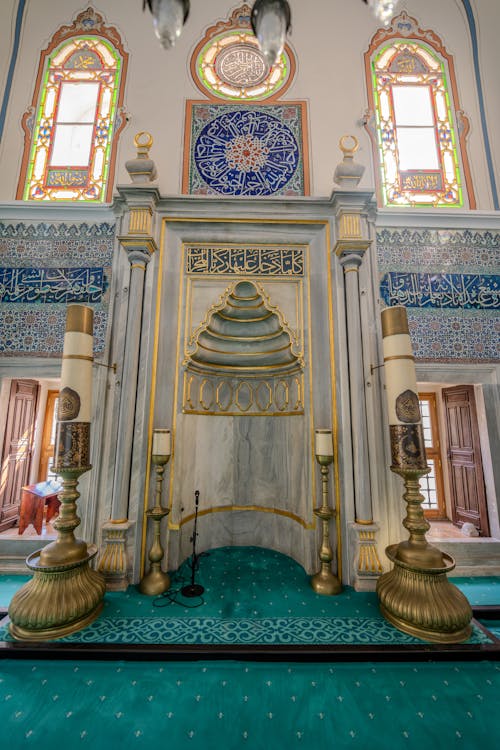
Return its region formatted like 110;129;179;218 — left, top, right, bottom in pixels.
0;546;498;646
1;658;500;749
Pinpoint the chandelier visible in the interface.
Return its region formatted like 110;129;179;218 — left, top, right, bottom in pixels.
144;1;399;59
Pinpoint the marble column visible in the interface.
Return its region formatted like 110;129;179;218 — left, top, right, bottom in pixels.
98;187;159;589
333;194;382;590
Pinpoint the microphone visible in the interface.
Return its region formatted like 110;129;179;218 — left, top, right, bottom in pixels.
181;490;205;598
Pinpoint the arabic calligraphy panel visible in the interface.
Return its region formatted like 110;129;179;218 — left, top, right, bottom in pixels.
0;267;106;304
380;272;500;310
185;246;304;276
186;103;306;197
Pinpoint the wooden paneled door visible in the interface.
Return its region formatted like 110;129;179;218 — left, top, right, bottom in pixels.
443;385;490;536
0;379;40;532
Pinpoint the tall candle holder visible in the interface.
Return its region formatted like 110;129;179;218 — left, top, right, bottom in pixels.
376;306;472;642
139;429;171;595
311;429;342;595
9;305;106;640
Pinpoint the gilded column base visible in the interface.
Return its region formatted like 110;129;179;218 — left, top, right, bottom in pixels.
8;545;105;641
349;522;383;592
377;544;472;643
98;520;134;591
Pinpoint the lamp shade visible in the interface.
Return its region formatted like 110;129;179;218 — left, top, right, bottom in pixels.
381;306;427;470
251;0;291;68
58;304;94;424
54;304;93;470
148;0;189;49
365;0;399;26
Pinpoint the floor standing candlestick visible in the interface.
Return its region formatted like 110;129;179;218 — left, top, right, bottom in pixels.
376;306;472;642
311;429;342;595
139;429;171;595
9;305;106;639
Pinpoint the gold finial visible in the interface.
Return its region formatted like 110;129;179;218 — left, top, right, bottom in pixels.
134;131;153;157
339;135;359;157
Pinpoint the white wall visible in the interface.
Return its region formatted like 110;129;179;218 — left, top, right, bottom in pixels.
0;0;498;206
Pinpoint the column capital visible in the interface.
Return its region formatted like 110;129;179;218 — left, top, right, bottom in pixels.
330;190;375;261
116;186;160;262
116;184;161;209
118;236;157;265
335;239;371;264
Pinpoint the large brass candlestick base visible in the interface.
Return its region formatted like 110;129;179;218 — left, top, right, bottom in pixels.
139;456;170;596
377;468;472;643
9;466;106;640
311;456;342;596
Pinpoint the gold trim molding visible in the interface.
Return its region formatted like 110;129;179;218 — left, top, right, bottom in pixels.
171;504;314;530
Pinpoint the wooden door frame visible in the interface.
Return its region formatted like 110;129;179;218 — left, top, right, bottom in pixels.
418;391;447;519
37;389;59;482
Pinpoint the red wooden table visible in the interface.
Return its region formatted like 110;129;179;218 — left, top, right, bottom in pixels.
18;482;61;535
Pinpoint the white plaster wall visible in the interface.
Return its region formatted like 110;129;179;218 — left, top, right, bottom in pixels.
0;1;18;107
0;1;498;206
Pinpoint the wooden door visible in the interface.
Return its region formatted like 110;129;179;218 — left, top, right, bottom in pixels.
443;385;489;535
0;379;40;531
38;390;59;482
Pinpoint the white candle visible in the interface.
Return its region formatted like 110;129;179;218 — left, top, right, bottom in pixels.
153;429;171;457
381;306;420;425
315;429;333;457
58;305;93;423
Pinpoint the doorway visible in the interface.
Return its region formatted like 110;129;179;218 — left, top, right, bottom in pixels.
418;384;491;537
0;378;60;537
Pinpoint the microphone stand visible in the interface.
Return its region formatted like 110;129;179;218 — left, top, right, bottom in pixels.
181;490;205;598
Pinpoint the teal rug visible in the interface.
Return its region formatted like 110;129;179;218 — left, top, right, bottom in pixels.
1;658;500;749
1;547;498;645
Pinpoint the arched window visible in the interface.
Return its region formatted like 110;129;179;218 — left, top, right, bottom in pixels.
364;12;475;208
17;8;128;202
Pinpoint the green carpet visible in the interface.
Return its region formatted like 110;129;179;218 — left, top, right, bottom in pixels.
0;547;498;645
1;658;499;749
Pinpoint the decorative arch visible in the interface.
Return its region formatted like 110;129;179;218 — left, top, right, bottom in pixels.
364;12;475;209
17;7;128;202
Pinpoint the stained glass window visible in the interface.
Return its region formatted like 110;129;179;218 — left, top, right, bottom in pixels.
371;41;462;207
22;36;122;201
364;12;475;208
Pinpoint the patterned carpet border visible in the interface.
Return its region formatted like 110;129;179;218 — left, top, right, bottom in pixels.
0;616;492;645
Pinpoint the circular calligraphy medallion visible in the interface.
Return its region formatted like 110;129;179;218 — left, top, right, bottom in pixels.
58;386;81;421
193;110;299;196
216;44;269;87
395;389;421;423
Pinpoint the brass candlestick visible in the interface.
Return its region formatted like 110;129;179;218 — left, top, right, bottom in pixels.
377;462;472;643
9;305;106;640
311;454;342;595
9;448;105;640
139;453;171;595
377;306;472;642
